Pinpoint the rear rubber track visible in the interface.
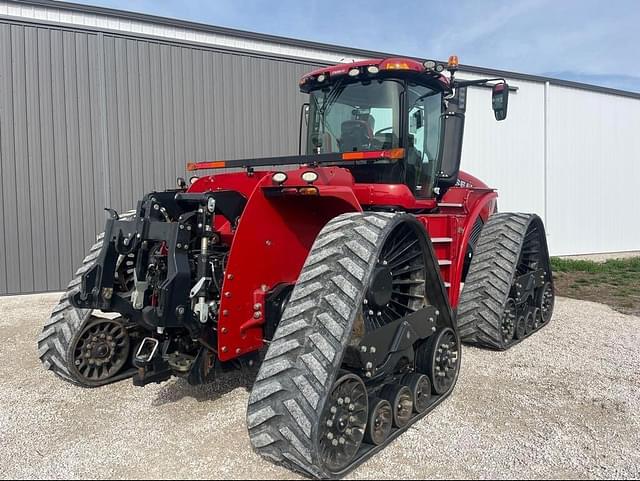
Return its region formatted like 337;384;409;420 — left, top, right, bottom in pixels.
37;211;136;387
247;211;405;479
457;212;553;350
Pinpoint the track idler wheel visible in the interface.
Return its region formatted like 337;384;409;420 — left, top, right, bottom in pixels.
402;373;432;414
318;373;368;473
364;397;393;446
538;281;555;324
380;384;413;428
425;327;460;395
70;317;131;385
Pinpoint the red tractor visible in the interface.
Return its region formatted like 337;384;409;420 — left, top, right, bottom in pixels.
38;56;554;478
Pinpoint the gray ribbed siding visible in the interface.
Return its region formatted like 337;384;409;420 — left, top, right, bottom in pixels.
0;19;318;295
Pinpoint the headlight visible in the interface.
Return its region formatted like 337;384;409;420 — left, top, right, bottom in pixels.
189;176;199;184
317;73;326;83
367;65;379;74
348;67;359;77
423;60;436;71
301;171;318;183
272;172;288;184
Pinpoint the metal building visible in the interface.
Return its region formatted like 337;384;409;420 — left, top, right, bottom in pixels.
1;0;639;295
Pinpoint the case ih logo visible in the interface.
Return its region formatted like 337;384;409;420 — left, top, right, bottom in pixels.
455;178;474;188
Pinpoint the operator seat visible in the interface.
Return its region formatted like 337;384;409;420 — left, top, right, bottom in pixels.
339;120;372;152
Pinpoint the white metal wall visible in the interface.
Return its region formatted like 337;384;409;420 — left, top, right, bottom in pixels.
546;85;640;255
461;75;640;256
461;76;546;221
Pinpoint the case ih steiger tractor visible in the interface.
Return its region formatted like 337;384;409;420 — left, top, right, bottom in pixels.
38;55;554;478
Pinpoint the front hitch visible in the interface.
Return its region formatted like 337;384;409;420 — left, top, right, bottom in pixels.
70;191;221;337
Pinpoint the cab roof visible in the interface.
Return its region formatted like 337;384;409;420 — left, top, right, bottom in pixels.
299;57;451;92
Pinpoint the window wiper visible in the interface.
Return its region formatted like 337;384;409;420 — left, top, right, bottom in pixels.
319;78;346;116
409;90;440;110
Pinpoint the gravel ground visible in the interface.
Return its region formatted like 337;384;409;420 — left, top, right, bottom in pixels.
1;293;639;479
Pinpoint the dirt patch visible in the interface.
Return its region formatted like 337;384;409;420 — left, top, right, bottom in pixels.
551;257;640;316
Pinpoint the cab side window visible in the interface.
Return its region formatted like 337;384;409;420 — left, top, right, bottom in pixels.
406;85;443;198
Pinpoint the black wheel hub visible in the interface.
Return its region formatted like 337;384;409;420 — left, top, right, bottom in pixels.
71;318;131;383
319;374;368;473
363;222;427;331
367;265;393;308
431;328;459;395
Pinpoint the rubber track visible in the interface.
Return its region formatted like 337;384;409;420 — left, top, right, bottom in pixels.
247;211;401;479
37;211;135;387
456;213;550;350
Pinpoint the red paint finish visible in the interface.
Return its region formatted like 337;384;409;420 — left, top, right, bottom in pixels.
186;163;497;361
194;167;361;361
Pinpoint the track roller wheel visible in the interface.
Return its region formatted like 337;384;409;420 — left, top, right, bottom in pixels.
457;213;554;350
364;397;392;446
401;373;432;413
247;211;454;478
515;315;526;340
525;309;535;334
380;384;413;428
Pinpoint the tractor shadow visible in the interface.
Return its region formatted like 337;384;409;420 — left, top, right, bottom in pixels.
151;364;260;407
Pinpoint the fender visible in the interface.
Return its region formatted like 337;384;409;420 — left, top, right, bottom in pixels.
449;189;497;307
216;172;362;361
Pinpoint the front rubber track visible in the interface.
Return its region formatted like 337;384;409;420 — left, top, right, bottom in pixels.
456;212;553;350
247;212;456;479
37;212;136;387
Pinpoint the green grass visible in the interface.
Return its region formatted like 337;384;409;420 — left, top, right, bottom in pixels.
551;256;640;316
550;256;640;274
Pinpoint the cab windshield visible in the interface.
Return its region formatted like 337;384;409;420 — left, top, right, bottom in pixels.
307;80;402;154
306;78;444;198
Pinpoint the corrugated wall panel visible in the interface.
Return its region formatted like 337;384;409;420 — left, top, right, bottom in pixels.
50;28;73;286
0;18;321;294
12;24;35;292
0;24;12;294
547;85;640;255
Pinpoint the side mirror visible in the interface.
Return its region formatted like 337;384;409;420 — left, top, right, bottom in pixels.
492;83;509;121
414;109;423;130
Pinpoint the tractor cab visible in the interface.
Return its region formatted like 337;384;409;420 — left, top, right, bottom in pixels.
299;57;509;199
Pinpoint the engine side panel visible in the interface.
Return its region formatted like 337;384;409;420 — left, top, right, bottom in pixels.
214;173;362;361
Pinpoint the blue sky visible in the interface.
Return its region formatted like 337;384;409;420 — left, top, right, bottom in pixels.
71;0;639;92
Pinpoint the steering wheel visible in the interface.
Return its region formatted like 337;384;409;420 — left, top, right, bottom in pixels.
374;126;393;136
